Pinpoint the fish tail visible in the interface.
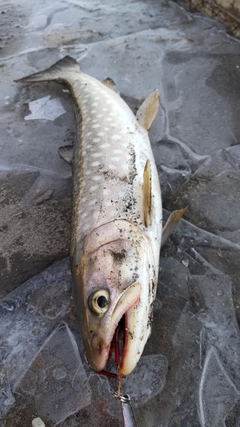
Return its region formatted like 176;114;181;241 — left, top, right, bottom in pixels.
15;56;81;83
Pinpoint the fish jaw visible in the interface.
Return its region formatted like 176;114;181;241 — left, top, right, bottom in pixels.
118;266;153;376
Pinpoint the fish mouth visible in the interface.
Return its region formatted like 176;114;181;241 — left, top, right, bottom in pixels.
104;309;132;376
95;282;141;377
98;311;135;378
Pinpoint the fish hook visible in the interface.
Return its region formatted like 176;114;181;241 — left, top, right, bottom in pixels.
114;392;137;427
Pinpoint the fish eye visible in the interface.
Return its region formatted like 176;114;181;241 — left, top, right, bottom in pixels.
88;290;110;315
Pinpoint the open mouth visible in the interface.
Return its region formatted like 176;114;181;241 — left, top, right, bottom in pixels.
92;281;141;378
98;313;127;378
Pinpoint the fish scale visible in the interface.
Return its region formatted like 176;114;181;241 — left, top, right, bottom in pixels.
16;56;162;376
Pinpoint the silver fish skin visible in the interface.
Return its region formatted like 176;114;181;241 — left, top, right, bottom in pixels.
16;56;162;376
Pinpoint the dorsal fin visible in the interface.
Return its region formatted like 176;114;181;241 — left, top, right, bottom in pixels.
136;89;160;131
102;77;119;94
142;159;152;227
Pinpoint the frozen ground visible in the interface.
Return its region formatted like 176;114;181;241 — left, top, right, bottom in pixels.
1;0;240;426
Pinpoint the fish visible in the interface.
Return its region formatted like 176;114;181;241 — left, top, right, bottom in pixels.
16;56;170;376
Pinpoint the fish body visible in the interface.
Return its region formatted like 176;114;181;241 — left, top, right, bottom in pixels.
16;57;162;376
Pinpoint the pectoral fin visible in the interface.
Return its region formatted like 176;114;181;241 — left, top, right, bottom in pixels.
58;144;74;164
142;160;152;227
136;89;160;131
161;207;187;247
102;78;119;94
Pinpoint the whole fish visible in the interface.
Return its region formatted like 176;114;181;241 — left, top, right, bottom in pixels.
16;56;162;376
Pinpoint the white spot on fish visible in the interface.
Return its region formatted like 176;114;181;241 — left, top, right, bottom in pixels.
110;157;120;161
86;131;92;137
102;108;108;111
103;188;111;195
93;137;100;142
110;112;117;117
92;124;100;128
100;143;110;148
93;211;99;221
89;185;98;191
120;128;128;134
92;102;98;107
89;199;96;206
91;152;102;157
104;127;110;131
108;164;116;170
96;114;103;118
111;134;120;140
92;176;101;181
97;132;105;136
113;149;122;153
118;191;126;198
106;117;112;122
91;161;101;167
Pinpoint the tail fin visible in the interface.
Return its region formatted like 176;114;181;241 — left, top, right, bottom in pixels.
15;56;81;83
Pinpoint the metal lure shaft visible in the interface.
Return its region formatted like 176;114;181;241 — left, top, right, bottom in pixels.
115;393;137;427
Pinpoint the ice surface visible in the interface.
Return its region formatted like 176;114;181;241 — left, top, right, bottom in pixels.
24;96;66;121
117;355;168;407
18;323;91;425
1;0;240;426
199;347;240;427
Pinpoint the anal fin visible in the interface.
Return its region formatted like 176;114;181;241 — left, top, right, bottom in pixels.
58;144;74;164
161;207;187;247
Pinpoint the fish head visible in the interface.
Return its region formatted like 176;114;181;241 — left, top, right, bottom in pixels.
71;220;157;376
